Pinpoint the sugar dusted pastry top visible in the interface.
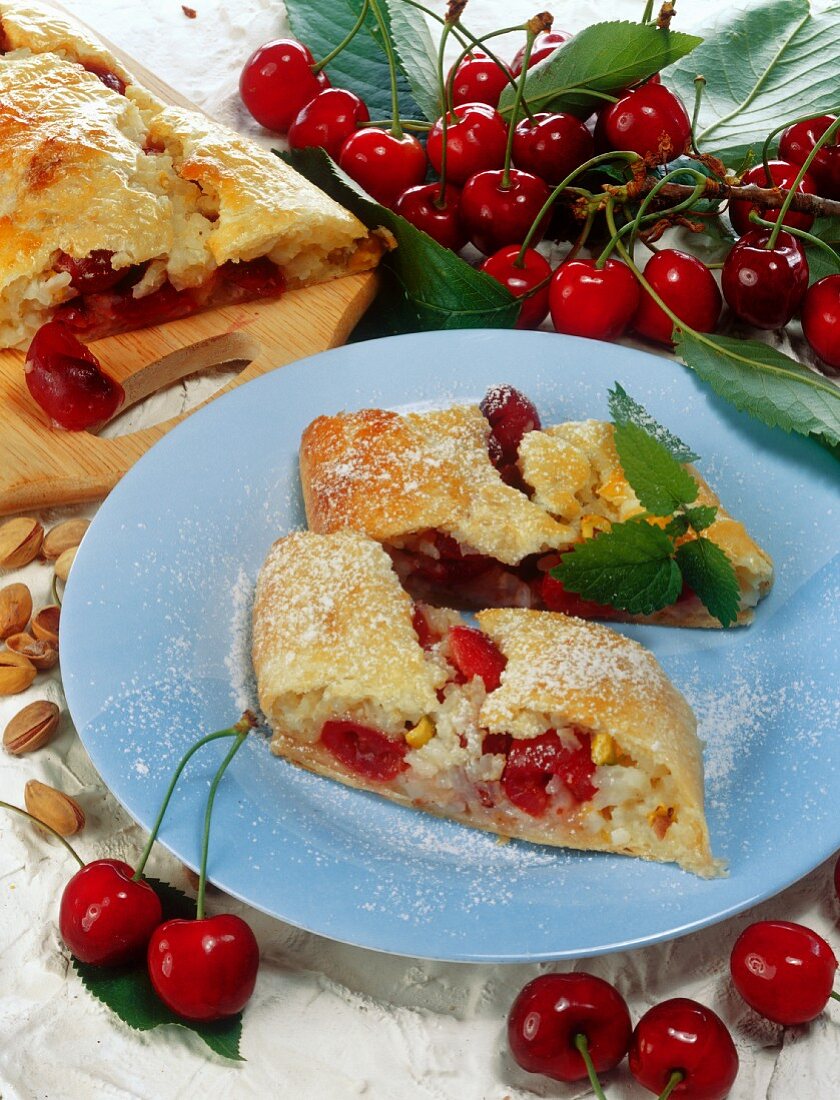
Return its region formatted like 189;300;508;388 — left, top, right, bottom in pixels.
300;404;575;564
252;530;446;739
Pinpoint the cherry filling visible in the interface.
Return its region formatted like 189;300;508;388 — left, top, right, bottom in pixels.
498;730;597;817
447;625;507;690
82;63;127;95
52;255;286;339
320;720;408;782
24;321;124;431
411;605;439;650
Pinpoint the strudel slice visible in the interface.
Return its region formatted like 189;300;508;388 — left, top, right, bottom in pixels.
0;1;384;348
299;388;773;627
252;530;722;876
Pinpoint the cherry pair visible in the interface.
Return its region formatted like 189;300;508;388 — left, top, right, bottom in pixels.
58;714;260;1022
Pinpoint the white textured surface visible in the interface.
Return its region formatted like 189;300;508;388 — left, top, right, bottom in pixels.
0;2;838;1098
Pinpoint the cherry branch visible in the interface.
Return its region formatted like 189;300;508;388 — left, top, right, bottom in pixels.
608;178;840;218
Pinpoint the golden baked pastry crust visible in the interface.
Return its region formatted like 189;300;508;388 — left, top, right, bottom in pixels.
252;530;722;876
0;1;383;347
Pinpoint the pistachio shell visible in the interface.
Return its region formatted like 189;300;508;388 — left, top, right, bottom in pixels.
54;547;77;584
41;519;90;561
0;650;36;694
0;518;44;569
5;632;58;670
24;780;84;836
0;582;32;640
31;605;60;646
3;700;61;754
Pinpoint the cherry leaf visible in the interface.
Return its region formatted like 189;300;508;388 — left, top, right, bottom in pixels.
380;0;442;122
281;146;520;333
805;218;840;285
498;21;701;119
69;878;244;1062
284;0;421;121
675;330;840;450
667;0;840;168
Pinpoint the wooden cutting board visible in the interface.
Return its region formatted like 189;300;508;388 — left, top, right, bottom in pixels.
0;15;378;517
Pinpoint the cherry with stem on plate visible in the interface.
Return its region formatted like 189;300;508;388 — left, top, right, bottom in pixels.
730;920;839;1026
721;227;809;329
147;712;260;1021
802;274;840;369
25;321;125;432
629;998;739;1100
508;971;631;1095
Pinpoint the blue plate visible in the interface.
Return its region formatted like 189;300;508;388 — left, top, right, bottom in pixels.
61;330;840;962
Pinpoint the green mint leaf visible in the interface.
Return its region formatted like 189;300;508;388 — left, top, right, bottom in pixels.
608;383;699;462
281;147;520;332
663;514;690;539
674;538;741;627
554;520;682;615
380;0;442;122
667;0;840;169
499;21;701;119
284;0;421;121
675;330;840;450
613;422;699;515
684;504;718;532
70;878;244;1062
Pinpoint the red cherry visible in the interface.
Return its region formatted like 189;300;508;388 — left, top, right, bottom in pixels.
633;249;722;346
411;604;439;649
730;920;838;1025
729;160;817;236
801;275;840;369
502;729;596;816
600;83;691;164
239;38;329;133
480;382;542;464
512;112;594;185
394;182;467;251
721;228;809;329
540;571;615;619
448;52;512;108
510;30;572;76
508;972;631;1082
480;246;551;329
24;321;124;431
460;169;552;255
835;851;840;903
320;719;408;780
779;115;840;200
629;998;738;1100
54;250;126;294
147;913;259;1021
219;256;286;297
426;103;508;186
288;87;370;160
338;128;426;207
59;859;162;966
447;625;507;691
549;258;640;341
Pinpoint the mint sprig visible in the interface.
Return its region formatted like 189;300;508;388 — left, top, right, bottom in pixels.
553;386;742;627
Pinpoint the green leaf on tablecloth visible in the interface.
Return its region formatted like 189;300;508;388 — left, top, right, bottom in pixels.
284;0;422;122
667;0;840;169
498;21;701;119
69;878;244;1062
675;330;840;450
675;537;741;627
804;218;840;285
280;146;520;332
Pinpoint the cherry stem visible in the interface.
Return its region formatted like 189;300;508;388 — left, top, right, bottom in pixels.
622;167;708;259
499;85;618;120
132;716;256;882
312;0;370;73
767;114;840;249
641;0;655;22
573;1033;608;1100
52;572;62;608
748;209;840;267
0;798;85;867
658;1070;685;1100
760;103;840;186
516;150;642;264
436;19;455;199
690;75;706;155
566;209;596;261
399;0;470;48
196;712;257;920
446;23;528;110
502;25;535;189
368;0;404;139
362;119;432;131
830;990;840;1003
